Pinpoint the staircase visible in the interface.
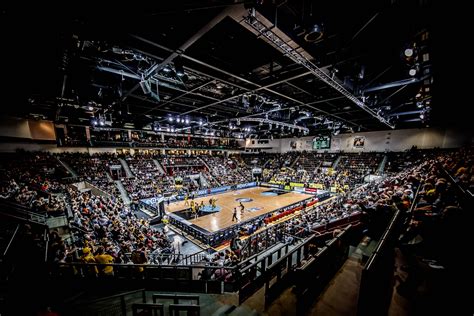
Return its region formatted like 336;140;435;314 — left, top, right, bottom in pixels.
263;158;273;168
198;156;212;172
332;155;342;169
289;153;302;168
114;180;131;205
153;159;166;175
56;157;78;178
118;158;134;178
199;173;210;188
198;157;221;186
377;155;388;175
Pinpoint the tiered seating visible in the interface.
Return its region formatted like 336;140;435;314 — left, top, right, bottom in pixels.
337;153;383;177
123;155;171;199
60;153;121;195
205;156;250;186
0;152;68;215
67;187;174;270
295;152;337;172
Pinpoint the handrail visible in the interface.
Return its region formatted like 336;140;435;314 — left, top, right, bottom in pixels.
240;224;351;274
58;262;237;270
364;206;400;270
85;288;146;305
440;165;473;199
44;227;49;262
182;248;211;264
0;202;47;226
408;182;422;214
3;224;20;257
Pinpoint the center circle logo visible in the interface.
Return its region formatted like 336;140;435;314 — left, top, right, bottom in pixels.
236;198;253;203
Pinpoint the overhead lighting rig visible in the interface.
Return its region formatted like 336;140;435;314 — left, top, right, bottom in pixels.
243;11;394;129
233;117;309;133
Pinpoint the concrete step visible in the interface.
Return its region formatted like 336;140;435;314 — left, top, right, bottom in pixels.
228;305;259;316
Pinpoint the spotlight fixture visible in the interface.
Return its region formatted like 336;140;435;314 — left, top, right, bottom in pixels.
404;48;414;57
304;23;324;42
185;118;190;124
199;120;203;126
174;57;185;77
168;116;174;122
139;79;152;94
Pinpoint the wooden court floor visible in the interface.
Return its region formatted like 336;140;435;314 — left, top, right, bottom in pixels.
166;187;313;232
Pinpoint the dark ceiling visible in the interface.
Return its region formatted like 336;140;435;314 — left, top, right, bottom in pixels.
1;0;453;139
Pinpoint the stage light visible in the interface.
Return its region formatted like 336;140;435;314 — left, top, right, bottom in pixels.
416;101;424;108
163;66;172;73
168;116;174;122
409;68;417;76
404;48;414;57
199;120;203;126
305;24;324;42
420;113;425;120
174;57;185;77
185;118;190;124
139;79;152;94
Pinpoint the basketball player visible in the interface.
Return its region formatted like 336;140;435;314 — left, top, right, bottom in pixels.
191;202;197;219
240;201;245;213
184;194;189;207
211;198;217;210
232;207;238;222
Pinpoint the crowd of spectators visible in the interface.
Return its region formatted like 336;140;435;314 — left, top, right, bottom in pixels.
55;187;174;275
60;153;121;195
0;151;68;216
204;156;251;186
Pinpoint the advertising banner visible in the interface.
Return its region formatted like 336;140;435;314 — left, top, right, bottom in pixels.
140;196;163;206
210;185;231;194
290;182;305;187
261;183;281;188
236;182;257;189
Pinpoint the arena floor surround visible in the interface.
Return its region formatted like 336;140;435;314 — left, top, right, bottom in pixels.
166;186;314;233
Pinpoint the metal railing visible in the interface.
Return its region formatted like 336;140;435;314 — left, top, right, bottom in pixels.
3;224;20;257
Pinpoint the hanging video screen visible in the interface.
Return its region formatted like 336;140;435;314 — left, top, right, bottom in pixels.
313;135;331;149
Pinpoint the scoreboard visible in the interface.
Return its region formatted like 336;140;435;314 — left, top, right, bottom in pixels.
313;135;331;149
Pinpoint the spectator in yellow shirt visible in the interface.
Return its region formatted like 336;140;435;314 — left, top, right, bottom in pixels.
94;246;114;276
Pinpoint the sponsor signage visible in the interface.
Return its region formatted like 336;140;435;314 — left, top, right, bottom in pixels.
210;185;231;194
261;183;280;188
141;196;163;206
290;182;305;187
236;182;257;189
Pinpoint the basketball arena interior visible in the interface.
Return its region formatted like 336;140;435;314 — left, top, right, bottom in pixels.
0;2;471;316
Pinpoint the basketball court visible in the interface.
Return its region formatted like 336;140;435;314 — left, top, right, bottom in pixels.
166;186;314;233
